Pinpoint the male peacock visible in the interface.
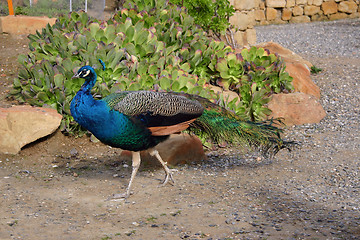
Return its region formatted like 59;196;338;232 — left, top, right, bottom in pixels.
70;63;285;199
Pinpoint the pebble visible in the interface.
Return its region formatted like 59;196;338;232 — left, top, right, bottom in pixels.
195;19;360;238
256;18;360;58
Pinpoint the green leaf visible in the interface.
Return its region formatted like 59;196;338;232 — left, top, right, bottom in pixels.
134;29;149;46
159;77;171;90
215;58;229;73
125;26;135;42
62;58;73;72
124;42;136;56
54;74;64;88
89;22;100;38
37;92;49;102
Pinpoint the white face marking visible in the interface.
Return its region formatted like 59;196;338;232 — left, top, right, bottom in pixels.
82;69;90;77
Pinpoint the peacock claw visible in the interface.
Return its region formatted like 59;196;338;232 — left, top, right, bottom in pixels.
107;192;132;200
150;149;178;186
160;171;174;186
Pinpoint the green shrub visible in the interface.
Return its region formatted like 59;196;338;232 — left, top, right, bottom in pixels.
168;0;235;35
10;3;293;135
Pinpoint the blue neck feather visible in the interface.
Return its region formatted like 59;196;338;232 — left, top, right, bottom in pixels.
70;65;163;151
80;70;97;93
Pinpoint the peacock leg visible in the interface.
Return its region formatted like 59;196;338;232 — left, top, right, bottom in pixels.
150;149;175;186
110;151;141;199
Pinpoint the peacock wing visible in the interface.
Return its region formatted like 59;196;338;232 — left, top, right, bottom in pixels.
105;91;204;136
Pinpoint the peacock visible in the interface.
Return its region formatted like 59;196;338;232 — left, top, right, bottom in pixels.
70;62;285;199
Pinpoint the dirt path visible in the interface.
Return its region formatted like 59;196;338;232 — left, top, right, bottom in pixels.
1;33;359;240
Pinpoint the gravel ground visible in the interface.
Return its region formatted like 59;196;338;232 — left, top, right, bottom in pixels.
252;19;360;238
256;18;360;58
1;19;360;239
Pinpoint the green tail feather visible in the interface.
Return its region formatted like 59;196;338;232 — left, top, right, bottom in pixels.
189;109;284;155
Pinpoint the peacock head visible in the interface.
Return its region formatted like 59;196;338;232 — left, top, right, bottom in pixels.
72;66;96;81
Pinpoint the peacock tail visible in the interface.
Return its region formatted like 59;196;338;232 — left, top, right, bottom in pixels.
191;110;283;151
166;92;284;154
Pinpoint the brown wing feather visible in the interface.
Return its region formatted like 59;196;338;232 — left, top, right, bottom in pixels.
148;119;196;136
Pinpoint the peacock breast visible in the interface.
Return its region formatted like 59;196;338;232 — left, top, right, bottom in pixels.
70;93;164;151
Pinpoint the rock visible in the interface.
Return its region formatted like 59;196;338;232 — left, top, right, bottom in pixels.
0;15;56;35
209;85;240;103
121;133;206;166
293;6;304;16
267;93;326;126
266;8;278;21
233;31;246;47
0;105;62;154
266;0;286;8
234;0;259;10
286;0;296;8
230;12;255;31
338;1;358;13
246;28;257;45
304;5;321;15
322;0;338;15
255;10;266;21
282;8;292;21
255;42;321;98
290;15;311;23
285;62;321;99
328;12;349;20
256;41;312;68
312;0;323;6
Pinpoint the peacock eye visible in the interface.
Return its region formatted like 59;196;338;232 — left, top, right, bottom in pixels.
82;69;90;77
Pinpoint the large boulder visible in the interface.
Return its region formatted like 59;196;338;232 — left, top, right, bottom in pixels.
121;133;206;166
0;106;62;154
256;41;321;99
285;61;321;99
267;92;326;126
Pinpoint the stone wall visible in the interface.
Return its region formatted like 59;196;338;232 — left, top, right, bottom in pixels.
103;0;359;46
230;0;360;46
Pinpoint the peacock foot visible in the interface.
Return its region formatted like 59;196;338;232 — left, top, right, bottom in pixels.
160;169;178;186
149;149;178;186
107;191;131;200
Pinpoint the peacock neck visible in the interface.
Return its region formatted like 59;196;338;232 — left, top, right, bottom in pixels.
71;72;98;117
80;75;97;94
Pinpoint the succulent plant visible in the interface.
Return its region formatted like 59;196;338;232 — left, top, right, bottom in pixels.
210;46;293;122
10;2;293;135
214;52;244;91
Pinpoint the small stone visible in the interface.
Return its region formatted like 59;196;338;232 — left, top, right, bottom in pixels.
7;220;18;226
70;148;78;157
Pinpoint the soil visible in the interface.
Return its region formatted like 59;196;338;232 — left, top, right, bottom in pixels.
1;32;360;240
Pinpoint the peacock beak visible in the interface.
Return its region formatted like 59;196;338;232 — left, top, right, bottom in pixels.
72;72;80;79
